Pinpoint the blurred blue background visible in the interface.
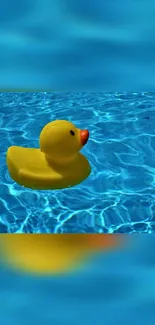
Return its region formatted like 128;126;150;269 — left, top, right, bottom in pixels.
1;235;155;325
0;0;155;91
1;2;155;323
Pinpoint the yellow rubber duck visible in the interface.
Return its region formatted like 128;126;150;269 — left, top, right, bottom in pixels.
0;234;121;275
6;120;91;190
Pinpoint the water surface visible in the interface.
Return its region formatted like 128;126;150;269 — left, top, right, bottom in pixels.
0;235;155;325
0;0;155;91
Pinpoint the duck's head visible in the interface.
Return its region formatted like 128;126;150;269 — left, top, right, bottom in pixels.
39;120;89;163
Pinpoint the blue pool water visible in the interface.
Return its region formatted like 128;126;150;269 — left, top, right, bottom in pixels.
1;235;155;325
1;92;155;233
0;0;155;91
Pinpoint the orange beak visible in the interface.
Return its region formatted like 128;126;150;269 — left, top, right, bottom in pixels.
88;234;122;250
80;130;89;146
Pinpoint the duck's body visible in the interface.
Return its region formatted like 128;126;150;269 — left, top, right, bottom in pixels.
6;120;91;190
7;146;91;190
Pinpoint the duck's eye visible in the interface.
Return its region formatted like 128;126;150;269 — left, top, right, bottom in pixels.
70;130;75;136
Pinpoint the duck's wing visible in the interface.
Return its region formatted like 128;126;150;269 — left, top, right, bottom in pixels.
19;166;60;190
